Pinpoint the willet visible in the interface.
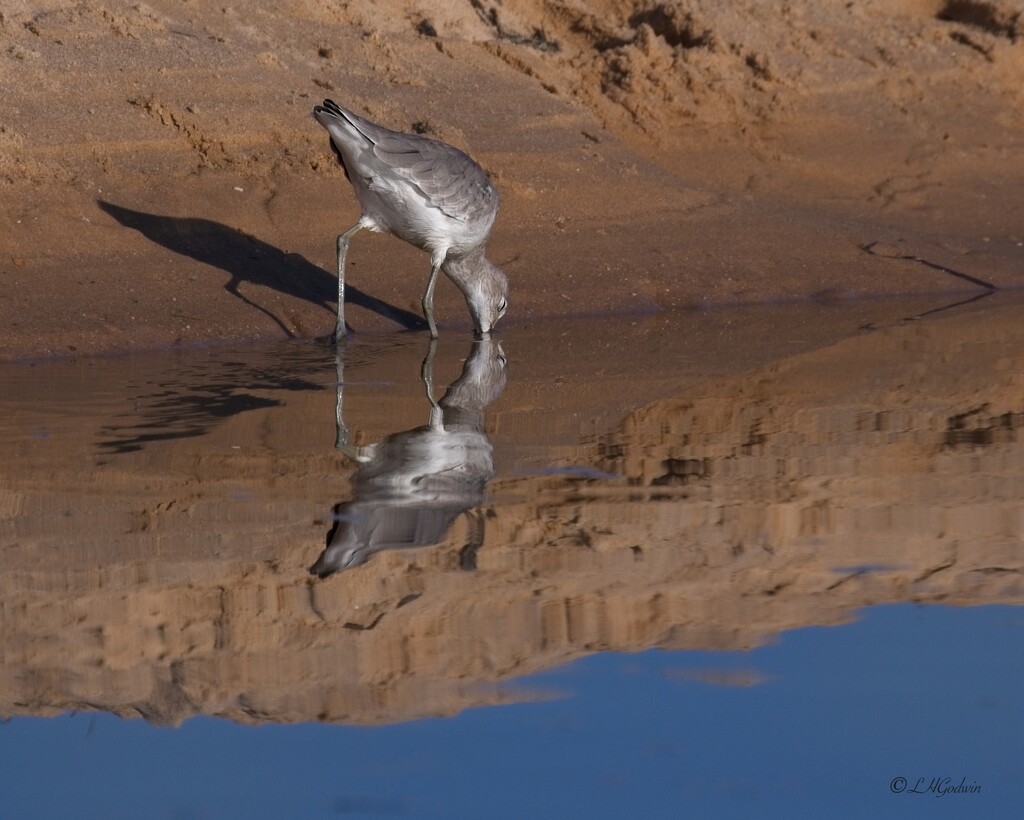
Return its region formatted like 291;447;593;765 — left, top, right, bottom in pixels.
311;337;507;577
312;99;508;340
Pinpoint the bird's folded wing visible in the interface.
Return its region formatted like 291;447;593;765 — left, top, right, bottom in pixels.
371;138;496;222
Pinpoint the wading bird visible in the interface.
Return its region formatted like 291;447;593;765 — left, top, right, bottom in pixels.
312;99;508;340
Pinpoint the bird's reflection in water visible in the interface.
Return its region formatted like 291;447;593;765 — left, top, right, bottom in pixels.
310;337;508;577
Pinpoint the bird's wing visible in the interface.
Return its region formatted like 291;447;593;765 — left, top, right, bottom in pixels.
317;100;498;222
370;136;498;223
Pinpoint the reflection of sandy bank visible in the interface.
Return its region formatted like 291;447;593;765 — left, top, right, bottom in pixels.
1;300;1023;726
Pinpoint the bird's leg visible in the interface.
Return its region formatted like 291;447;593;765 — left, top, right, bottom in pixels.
333;223;363;342
333;341;369;461
334;344;349;452
420;337;443;430
422;263;441;339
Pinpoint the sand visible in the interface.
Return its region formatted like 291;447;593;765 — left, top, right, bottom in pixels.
2;0;1023;358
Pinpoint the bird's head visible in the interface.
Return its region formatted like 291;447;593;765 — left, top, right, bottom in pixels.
465;258;508;337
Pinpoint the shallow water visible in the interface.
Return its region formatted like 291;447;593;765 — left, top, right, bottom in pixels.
2;295;1023;817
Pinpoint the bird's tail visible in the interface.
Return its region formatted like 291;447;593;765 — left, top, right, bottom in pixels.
312;98;376;152
313;98;348;123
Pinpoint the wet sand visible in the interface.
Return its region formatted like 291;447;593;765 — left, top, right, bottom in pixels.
3;0;1023;358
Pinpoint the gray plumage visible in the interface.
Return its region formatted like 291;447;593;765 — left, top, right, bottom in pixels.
312;99;508;339
310;337;508;577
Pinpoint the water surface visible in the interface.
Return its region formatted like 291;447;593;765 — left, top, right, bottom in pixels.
2;296;1023;816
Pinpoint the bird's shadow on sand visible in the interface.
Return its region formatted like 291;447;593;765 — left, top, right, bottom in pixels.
97;200;427;336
